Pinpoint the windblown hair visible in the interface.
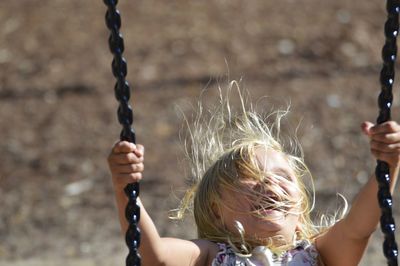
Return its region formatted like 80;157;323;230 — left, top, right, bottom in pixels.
172;81;344;254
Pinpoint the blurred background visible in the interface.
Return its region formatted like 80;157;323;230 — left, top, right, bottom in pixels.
1;0;399;265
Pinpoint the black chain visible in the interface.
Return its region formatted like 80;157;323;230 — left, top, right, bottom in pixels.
100;1;400;266
102;1;141;265
377;1;399;265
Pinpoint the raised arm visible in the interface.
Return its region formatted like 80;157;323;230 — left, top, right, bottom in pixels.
107;141;217;266
316;121;400;266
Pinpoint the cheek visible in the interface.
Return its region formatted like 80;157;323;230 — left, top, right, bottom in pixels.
219;201;251;230
287;185;300;199
223;193;252;212
280;179;301;199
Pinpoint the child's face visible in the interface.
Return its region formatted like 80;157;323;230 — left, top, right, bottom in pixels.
217;148;301;245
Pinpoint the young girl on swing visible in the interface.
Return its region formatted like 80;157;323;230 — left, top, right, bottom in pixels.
107;83;400;266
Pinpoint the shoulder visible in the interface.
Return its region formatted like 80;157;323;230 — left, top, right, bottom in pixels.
158;237;219;266
190;239;220;266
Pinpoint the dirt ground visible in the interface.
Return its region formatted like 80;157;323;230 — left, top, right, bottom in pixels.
1;0;400;265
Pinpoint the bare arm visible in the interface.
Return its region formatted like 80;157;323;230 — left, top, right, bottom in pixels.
316;121;400;266
108;141;217;266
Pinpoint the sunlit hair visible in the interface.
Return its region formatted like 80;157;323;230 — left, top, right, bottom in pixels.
171;81;346;254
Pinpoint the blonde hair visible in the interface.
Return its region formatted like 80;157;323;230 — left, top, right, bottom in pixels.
173;81;341;253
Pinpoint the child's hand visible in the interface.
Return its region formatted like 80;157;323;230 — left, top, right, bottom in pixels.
361;121;400;168
107;141;145;189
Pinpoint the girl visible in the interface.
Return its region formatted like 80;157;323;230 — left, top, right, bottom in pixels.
108;85;400;266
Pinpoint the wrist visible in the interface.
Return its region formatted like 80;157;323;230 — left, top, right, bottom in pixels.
112;180;128;193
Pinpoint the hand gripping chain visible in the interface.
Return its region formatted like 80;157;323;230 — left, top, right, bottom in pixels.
377;1;399;265
102;1;141;265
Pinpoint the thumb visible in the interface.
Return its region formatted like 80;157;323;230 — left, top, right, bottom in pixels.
361;121;374;137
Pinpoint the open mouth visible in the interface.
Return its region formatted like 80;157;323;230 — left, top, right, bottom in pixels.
253;207;285;221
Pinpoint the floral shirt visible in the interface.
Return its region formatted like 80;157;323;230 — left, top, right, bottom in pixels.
212;240;319;266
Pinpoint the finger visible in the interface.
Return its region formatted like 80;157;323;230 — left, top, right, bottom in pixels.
361;121;374;137
111;163;144;174
133;144;145;157
370;121;400;135
109;152;144;164
113;173;143;183
112;141;136;154
370;140;400;153
371;131;400;144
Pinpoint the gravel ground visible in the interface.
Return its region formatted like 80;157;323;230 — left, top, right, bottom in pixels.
1;1;399;265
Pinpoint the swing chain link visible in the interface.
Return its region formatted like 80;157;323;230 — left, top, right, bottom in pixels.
100;1;400;265
103;0;141;265
377;1;399;265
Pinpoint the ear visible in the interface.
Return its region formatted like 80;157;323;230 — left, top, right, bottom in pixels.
295;223;301;231
211;202;221;220
295;220;304;237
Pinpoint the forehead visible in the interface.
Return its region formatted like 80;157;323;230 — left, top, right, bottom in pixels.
220;148;298;201
232;148;296;190
254;148;292;173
